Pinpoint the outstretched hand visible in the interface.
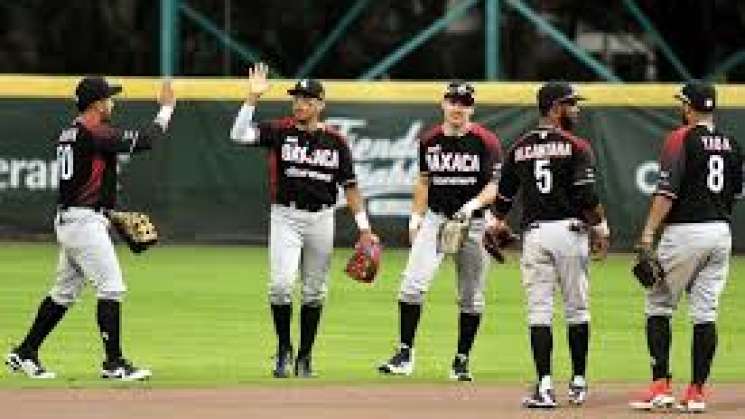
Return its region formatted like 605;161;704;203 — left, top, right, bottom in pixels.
158;80;176;107
247;62;270;102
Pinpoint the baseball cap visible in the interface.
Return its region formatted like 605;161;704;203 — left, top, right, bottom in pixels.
75;76;123;111
288;78;325;100
538;81;585;112
675;80;716;112
443;80;475;106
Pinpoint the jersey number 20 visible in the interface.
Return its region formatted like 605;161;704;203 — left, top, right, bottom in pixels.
535;159;552;194
707;154;724;193
57;144;74;181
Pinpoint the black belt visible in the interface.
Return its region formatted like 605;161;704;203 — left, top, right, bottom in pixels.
280;201;332;212
57;205;107;213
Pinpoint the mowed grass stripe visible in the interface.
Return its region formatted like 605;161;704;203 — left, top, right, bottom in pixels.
1;244;743;387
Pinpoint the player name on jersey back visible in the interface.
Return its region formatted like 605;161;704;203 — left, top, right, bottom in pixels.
700;135;731;151
514;141;572;161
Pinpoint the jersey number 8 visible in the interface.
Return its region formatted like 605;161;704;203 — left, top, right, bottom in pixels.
57;144;74;181
535;159;552;194
707;154;724;193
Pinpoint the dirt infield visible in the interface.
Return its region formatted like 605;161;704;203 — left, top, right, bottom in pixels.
2;384;744;419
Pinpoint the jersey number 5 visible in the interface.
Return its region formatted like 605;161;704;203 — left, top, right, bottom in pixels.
707;154;724;193
535;159;552;194
57;144;74;181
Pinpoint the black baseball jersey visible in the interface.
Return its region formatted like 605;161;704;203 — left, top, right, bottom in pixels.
419;123;502;217
253;118;356;209
56;117;164;209
495;126;599;227
656;123;743;223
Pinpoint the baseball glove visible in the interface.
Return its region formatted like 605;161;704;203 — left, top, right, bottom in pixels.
345;235;382;283
483;224;518;263
107;210;158;254
438;217;469;254
632;247;664;288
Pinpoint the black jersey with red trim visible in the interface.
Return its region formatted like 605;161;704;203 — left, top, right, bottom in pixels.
56;118;164;209
495;126;599;227
655;123;743;223
255;118;356;208
419;123;502;217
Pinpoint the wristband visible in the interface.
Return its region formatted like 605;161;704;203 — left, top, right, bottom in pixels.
355;211;370;231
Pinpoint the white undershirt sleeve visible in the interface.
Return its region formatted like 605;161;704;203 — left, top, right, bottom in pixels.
230;103;260;144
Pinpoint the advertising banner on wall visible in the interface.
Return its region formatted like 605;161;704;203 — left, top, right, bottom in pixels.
2;83;745;249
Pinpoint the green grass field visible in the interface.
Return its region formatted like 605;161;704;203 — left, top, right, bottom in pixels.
1;243;744;388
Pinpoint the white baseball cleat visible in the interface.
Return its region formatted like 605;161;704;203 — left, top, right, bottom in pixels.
378;344;414;376
568;375;587;405
522;376;557;409
101;358;152;381
5;351;57;379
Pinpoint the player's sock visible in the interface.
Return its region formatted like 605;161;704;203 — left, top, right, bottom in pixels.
96;299;123;361
297;304;322;359
457;312;482;356
530;325;553;381
271;304;292;350
399;301;421;348
17;296;68;355
692;322;717;385
567;322;589;377
646;315;671;380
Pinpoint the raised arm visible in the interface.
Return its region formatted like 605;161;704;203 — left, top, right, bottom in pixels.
231;62;271;145
91;81;176;153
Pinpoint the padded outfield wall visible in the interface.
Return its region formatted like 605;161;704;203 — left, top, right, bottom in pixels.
1;76;745;249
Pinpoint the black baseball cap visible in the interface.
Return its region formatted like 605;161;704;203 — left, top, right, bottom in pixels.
675;80;716;112
443;80;475;106
288;78;325;100
75;76;122;111
538;81;585;112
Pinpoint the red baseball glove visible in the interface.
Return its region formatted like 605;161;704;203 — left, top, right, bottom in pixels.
345;234;382;283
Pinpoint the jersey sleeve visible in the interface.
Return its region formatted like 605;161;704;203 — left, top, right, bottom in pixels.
734;139;745;200
88;122;165;154
494;148;518;215
418;138;429;175
482;131;504;183
251;121;285;148
230;104;282;148
655;129;687;199
338;140;358;188
571;141;601;209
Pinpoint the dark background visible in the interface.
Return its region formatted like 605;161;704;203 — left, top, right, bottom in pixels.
1;0;744;81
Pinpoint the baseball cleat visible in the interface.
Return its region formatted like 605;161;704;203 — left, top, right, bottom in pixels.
272;345;293;378
101;358;152;381
294;356;316;378
449;353;473;382
378;344;414;376
5;350;56;379
522;383;557;409
568;375;587;405
629;378;675;410
677;384;706;413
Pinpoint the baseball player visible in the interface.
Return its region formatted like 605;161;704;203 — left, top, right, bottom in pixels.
5;77;176;380
230;63;377;378
377;81;502;381
629;81;742;413
487;81;610;408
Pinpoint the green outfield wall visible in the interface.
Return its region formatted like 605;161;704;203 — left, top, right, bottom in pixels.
2;77;745;249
